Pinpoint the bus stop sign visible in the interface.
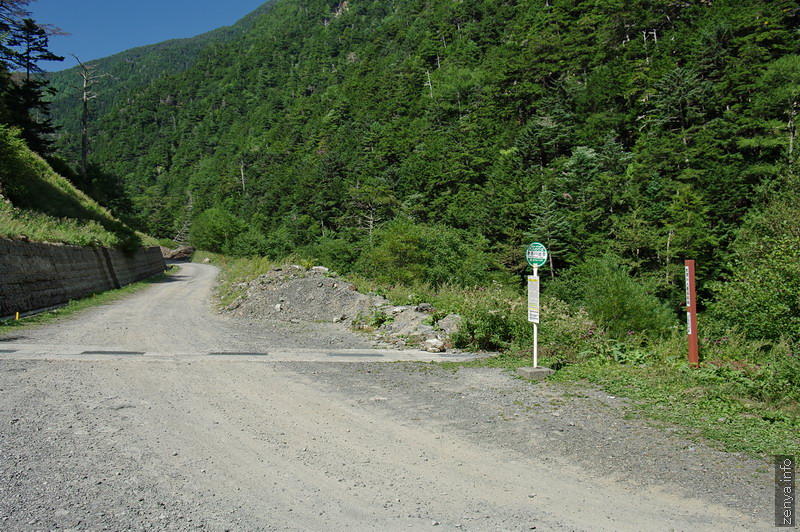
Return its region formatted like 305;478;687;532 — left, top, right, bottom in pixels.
526;242;548;267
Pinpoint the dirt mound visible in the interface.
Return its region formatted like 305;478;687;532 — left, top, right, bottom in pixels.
225;265;463;351
229;265;383;325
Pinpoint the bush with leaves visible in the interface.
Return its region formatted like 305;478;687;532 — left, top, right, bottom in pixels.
549;254;677;339
189;207;244;254
223;227;269;258
355;217;499;288
709;183;800;342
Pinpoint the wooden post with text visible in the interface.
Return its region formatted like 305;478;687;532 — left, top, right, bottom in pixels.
684;259;699;367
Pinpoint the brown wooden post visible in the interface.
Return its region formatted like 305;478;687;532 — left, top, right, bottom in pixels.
684;260;699;367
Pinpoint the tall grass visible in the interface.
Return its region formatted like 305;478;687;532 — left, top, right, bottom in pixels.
0;200;157;247
0;125;151;250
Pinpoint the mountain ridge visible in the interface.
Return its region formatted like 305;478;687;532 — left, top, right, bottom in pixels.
47;1;273;139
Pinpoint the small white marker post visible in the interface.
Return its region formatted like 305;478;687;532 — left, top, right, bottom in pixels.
518;243;553;380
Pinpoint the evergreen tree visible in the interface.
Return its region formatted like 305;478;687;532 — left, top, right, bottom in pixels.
1;13;63;154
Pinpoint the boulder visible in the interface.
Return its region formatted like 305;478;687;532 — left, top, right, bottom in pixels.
437;314;463;337
383;308;429;336
424;338;446;353
161;245;194;261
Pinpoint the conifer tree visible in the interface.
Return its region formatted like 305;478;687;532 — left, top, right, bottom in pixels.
1;12;63;154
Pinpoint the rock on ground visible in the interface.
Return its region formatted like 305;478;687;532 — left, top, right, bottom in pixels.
160;245;194;261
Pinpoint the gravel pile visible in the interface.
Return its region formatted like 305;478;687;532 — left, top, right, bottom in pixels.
226;265;464;351
228;265;383;325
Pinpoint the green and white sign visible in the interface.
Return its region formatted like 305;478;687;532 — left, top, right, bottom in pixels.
525;242;548;267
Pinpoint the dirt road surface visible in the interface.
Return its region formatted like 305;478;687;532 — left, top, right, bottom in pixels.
0;264;775;531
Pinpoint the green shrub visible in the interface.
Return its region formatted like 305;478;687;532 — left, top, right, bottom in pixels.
189;207;245;253
263;225;295;259
355;217;498;287
302;236;358;273
224;227;269;258
550;254;677;338
707;177;800;342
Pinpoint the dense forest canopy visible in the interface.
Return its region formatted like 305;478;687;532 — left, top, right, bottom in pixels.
14;0;800;340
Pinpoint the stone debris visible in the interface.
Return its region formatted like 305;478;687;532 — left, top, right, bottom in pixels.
160;245;195;261
225;265;462;351
424;339;445;353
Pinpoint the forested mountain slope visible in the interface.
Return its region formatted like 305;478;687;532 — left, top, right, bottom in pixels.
47;2;273;140
48;0;799;319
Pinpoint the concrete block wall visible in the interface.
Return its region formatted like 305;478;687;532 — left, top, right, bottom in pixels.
0;238;166;317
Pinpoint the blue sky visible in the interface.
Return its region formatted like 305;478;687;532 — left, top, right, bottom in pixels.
29;0;269;71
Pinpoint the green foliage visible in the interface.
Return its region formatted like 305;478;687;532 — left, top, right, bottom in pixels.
353;308;395;331
449;283;529;351
224;227;269;258
189;207;245;254
43;0;798;287
33;0;800;352
550;254;677;338
302;236;358;273
0;9;63;155
0;125;144;250
709;183;800;341
355;218;498;288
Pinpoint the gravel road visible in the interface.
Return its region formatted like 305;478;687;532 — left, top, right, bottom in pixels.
0;264;776;531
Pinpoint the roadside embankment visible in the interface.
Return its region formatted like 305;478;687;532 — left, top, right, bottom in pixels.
0;238;165;318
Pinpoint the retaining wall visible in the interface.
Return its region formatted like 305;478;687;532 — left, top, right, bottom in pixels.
0;238;166;317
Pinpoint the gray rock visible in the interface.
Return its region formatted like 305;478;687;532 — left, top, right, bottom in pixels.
437;314;463;337
416;302;433;313
425;338;445;353
384;309;429;336
160;245;195;261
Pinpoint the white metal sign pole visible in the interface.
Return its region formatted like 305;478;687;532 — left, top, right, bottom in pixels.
533;264;538;368
526;242;547;369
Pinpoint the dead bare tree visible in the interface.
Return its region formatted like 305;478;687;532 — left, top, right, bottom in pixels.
71;54;112;181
